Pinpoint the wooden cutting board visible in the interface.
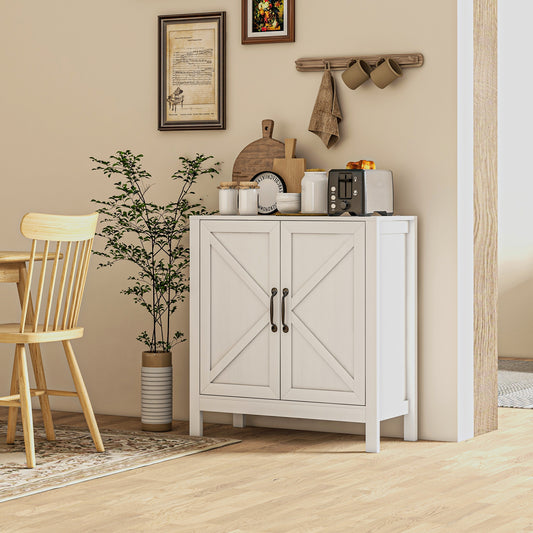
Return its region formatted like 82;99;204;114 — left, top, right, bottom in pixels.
232;119;285;184
272;138;306;193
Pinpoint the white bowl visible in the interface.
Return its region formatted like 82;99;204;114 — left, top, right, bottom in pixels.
276;193;301;213
277;202;301;214
277;193;300;201
276;192;301;199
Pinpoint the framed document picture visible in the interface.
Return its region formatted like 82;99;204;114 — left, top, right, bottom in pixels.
242;0;295;44
159;12;226;131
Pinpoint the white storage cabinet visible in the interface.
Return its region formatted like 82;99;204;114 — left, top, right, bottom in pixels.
189;216;417;452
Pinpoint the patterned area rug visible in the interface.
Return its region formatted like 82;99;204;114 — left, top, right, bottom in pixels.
498;359;533;408
0;425;239;503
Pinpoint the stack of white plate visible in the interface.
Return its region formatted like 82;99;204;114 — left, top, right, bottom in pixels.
276;193;301;213
141;366;173;425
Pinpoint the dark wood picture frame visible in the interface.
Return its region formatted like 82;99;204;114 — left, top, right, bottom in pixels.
159;12;226;131
241;0;295;44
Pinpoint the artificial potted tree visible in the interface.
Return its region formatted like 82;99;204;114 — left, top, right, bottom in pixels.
91;150;219;431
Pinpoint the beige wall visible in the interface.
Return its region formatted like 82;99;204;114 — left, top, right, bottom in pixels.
0;1;459;440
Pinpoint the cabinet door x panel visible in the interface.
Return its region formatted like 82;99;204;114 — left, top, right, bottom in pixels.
200;221;280;399
281;222;366;405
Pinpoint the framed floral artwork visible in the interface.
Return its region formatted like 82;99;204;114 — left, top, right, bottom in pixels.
241;0;295;44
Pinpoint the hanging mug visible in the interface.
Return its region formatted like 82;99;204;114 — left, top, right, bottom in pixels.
341;59;371;90
370;57;403;89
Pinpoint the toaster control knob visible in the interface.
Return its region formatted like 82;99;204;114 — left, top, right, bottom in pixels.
353;190;358;196
331;186;336;192
331;195;336;200
340;202;348;210
331;203;336;209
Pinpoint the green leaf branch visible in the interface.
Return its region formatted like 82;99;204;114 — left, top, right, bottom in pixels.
91;150;219;352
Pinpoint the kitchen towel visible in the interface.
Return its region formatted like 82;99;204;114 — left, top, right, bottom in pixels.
308;65;342;149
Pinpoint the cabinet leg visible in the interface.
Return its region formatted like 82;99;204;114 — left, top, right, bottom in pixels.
233;414;246;428
404;412;418;442
365;420;380;453
189;410;203;436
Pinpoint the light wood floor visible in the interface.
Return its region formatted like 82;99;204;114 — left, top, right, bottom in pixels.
1;407;532;533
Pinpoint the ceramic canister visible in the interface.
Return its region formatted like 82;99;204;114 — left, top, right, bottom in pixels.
301;170;328;214
238;182;259;215
218;182;238;215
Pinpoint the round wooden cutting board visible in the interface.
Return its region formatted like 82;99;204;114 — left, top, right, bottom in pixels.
232;119;285;184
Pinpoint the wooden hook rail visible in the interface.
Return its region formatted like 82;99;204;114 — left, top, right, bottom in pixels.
295;53;424;72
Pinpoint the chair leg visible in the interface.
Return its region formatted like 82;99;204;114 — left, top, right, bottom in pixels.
28;343;55;441
62;340;104;452
16;344;36;468
16;267;54;440
6;348;19;444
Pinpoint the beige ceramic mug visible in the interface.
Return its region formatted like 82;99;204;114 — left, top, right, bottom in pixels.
341;59;371;90
370;57;403;89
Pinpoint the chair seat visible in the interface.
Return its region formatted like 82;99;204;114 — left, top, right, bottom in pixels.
0;323;84;344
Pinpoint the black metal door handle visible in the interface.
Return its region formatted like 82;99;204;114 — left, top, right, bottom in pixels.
281;288;289;333
270;288;278;332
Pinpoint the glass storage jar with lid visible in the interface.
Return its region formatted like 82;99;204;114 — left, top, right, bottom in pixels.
301;169;328;214
238;181;260;215
218;181;238;215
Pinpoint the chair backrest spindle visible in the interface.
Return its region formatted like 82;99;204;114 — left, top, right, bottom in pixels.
68;240;88;328
19;240;37;334
69;238;93;328
53;241;72;331
62;241;80;330
72;237;94;326
43;241;62;332
32;240;50;332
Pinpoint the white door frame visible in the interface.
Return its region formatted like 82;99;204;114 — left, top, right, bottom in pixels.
457;0;475;441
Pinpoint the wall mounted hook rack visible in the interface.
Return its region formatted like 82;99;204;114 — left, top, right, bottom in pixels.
295;53;424;72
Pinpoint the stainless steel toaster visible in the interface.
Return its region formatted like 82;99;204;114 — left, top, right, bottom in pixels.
328;169;394;216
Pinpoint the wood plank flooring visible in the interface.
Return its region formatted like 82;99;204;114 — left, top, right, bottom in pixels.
0;407;532;532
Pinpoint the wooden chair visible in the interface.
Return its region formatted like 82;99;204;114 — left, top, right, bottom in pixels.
0;212;104;467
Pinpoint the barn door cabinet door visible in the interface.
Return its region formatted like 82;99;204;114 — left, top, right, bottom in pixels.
199;220;280;399
280;222;366;405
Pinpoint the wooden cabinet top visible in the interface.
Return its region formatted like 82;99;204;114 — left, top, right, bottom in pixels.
192;215;417;221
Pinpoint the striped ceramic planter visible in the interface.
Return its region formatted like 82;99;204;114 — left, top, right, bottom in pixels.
141;351;173;432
